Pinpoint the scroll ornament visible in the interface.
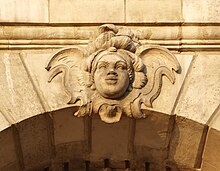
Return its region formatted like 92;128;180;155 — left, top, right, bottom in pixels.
46;24;180;123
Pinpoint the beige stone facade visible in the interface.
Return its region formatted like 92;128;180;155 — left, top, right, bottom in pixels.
0;0;220;171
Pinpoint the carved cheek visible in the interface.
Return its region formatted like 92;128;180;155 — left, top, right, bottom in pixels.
118;70;129;81
95;68;105;77
115;71;129;90
94;69;107;89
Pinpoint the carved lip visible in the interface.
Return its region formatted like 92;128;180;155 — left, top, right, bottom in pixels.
105;76;118;84
105;75;118;80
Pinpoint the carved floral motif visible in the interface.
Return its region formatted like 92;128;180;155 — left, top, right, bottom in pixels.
46;24;180;123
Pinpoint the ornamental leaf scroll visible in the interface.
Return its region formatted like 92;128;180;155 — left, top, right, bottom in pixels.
46;24;180;123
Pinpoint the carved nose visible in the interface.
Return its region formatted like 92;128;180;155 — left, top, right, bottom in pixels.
108;70;117;76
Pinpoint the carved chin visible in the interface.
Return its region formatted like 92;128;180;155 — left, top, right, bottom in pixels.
99;104;122;123
105;79;118;85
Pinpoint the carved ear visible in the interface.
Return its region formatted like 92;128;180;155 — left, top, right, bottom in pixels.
135;44;180;108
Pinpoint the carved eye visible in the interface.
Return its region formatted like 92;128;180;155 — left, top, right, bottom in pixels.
98;63;108;69
116;63;126;70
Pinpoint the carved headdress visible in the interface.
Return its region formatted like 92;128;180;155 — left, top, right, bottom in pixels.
46;24;180;123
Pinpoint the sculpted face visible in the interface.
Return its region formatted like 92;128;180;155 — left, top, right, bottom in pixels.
94;54;130;99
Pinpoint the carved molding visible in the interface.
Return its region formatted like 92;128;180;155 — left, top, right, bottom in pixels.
1;25;220;50
46;24;180;123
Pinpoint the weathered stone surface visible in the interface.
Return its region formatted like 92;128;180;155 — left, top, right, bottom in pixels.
182;26;220;40
21;51;69;111
183;0;220;22
0;110;11;131
55;142;85;161
1;25;220;51
17;115;52;170
175;54;220;124
168;116;206;169
90;115;130;160
135;112;170;150
202;162;219;171
153;54;193;114
50;0;124;23
202;128;220;171
210;107;220;131
0;0;48;23
0;128;18;169
0;163;20;171
53;108;84;145
134;112;172;170
135;26;181;41
0;52;44;123
0;26;98;40
0;26;180;41
126;0;182;23
134;149;167;171
53;108;86;161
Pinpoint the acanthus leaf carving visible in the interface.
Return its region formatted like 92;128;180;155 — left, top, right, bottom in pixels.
46;24;180;123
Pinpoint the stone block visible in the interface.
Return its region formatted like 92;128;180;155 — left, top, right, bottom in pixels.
210;107;220;131
0;52;44;123
50;0;124;23
183;0;220;22
0;111;11;131
90;115;130;161
182;26;220;40
1;163;20;171
53;108;85;145
55;142;85;161
0;0;48;23
129;26;181;41
53;108;87;161
134;147;167;171
153;54;193;114
0;26;98;41
202;162;219;171
202;128;220;170
126;0;182;23
135;112;171;150
175;54;220;124
20;51;70;111
134;112;172;170
0;25;181;43
168;116;206;169
0;128;18;169
17;115;52;170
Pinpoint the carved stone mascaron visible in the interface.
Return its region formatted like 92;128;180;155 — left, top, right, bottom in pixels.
46;24;180;123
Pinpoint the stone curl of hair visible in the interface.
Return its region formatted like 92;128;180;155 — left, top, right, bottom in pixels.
86;24;137;55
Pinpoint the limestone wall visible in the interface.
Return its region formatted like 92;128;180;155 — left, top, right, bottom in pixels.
0;0;219;171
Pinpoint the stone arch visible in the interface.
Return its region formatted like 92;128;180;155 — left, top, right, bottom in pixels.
0;0;219;169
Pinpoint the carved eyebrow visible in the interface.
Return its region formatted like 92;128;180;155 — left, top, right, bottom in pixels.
97;61;109;69
97;61;109;65
115;60;127;66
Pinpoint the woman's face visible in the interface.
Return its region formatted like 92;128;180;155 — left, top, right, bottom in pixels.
94;54;130;99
